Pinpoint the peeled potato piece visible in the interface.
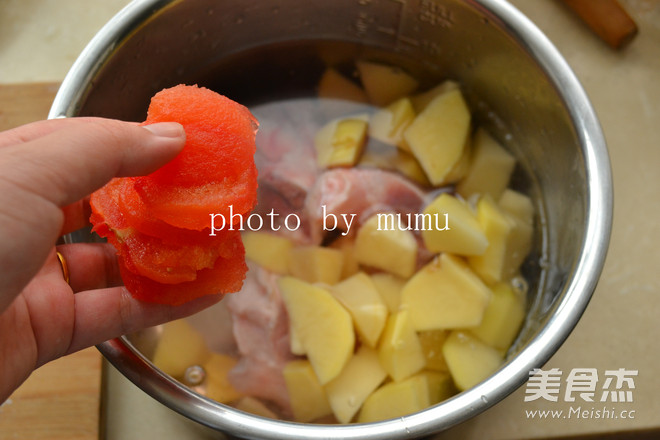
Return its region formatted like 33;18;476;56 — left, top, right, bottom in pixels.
288;246;344;285
378;310;426;381
369;97;416;149
318;68;369;103
442;331;503;391
403;88;471;186
471;282;526;350
242;231;293;275
357;371;454;423
279;277;355;385
468;195;514;285
331;272;388;348
325;345;387;423
355;214;418;279
456;129;516;200
400;254;491;331
421;193;488;257
152;319;210;378
357;60;419;106
283;359;333;422
327;118;368;167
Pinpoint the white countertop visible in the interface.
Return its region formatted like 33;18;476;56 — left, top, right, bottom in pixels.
0;0;131;84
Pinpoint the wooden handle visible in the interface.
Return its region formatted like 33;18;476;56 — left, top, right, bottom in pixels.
560;0;638;49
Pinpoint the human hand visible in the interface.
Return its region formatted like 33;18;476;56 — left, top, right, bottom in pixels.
0;117;222;402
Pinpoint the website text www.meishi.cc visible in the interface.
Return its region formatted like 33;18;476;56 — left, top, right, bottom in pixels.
525;406;636;420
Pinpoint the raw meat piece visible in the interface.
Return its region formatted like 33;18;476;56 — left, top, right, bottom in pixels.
305;168;426;243
225;263;296;413
251;100;320;243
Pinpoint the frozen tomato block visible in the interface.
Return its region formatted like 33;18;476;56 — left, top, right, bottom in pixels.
118;248;247;306
134;84;259;230
91;179;231;285
89;84;258;304
118;177;236;255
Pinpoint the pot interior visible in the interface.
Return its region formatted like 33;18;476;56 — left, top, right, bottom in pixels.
63;0;595;433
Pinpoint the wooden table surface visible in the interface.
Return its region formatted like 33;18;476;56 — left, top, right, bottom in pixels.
0;83;102;440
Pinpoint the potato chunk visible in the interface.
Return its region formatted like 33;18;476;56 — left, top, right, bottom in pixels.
355;214;418;278
289;322;306;356
442;331;503;391
418;370;456;405
468;196;514;284
279;277;355;384
499;190;534;278
499;189;534;223
283;359;333;422
409;80;459;113
400;253;491;331
329;236;361;279
378;310;426;381
203;353;243;403
370;272;406;314
359;144;430;186
456;129;516;199
288;245;344;285
357;370;455;423
471;282;526;350
357;373;430;423
318;68;368;103
403;88;471;186
357;60;419;106
234;396;279;419
315;114;369;168
369;97;415;149
418;330;450;372
421;193;488;256
325;345;387;423
242;231;292;274
152;319;210;378
442;136;472;184
327;118;368;167
331;272;388;347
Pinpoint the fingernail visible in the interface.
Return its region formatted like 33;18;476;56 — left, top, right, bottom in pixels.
143;122;185;138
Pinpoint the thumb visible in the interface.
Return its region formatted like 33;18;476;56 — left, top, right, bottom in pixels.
0;117;185;209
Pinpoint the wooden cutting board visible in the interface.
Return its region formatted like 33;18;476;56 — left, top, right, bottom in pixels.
0;83;102;440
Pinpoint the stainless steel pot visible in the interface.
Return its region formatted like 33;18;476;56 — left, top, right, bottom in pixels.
50;0;613;438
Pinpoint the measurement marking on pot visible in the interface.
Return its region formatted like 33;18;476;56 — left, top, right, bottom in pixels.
419;0;454;28
377;26;397;36
420;39;442;55
353;12;375;37
397;35;420;47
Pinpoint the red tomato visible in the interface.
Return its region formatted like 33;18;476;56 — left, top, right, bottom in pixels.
134;84;259;230
88;85;258;304
117;248;247;306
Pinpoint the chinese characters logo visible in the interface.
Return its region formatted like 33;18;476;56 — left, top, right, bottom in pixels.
524;368;638;403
